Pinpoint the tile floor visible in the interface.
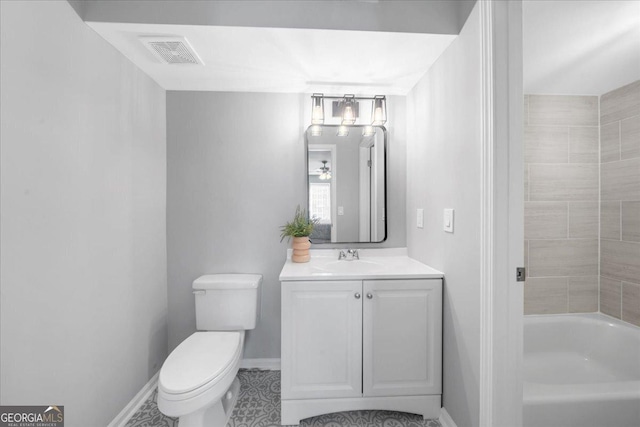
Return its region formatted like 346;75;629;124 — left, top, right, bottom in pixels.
126;370;441;427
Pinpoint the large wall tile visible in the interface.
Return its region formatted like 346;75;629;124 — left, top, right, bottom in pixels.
622;201;640;243
622;282;640;327
568;276;598;313
524;277;567;315
529;239;598;277
569;126;598;163
600;277;622;319
601;158;640;201
601;239;640;283
621;115;640;160
600;122;620;163
524;126;568;163
529;95;598;126
600;80;640;125
600;201;621;240
525;201;568;239
568;201;598;238
529;164;598;201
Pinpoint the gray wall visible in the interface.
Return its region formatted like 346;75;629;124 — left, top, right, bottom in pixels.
166;92;406;356
406;3;481;427
0;2;167;426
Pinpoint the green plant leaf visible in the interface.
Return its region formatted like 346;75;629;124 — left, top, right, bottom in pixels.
279;205;319;242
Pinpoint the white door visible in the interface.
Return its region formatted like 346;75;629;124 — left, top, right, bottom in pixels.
281;280;363;399
362;279;442;397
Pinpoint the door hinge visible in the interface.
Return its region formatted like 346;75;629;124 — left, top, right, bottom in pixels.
516;267;526;282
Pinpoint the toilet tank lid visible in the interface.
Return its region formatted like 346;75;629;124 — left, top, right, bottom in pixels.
193;274;262;290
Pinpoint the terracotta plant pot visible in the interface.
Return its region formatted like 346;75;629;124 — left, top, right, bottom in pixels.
291;236;311;263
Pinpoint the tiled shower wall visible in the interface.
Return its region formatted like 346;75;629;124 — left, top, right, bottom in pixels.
599;80;640;327
524;81;640;327
524;95;600;314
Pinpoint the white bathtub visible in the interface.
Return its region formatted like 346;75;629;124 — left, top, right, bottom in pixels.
524;313;640;427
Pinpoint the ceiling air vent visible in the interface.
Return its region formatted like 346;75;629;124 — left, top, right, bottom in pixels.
140;36;203;65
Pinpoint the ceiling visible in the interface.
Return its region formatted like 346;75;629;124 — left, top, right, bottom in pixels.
88;22;456;95
524;0;640;95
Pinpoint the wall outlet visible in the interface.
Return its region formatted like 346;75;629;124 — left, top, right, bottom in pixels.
417;208;424;228
338;206;344;216
444;208;454;233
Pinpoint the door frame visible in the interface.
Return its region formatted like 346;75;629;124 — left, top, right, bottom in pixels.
478;1;524;426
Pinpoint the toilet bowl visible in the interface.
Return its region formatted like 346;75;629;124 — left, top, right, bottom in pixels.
157;274;261;427
158;331;244;427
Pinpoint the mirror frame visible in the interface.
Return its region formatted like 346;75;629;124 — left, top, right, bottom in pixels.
305;125;388;245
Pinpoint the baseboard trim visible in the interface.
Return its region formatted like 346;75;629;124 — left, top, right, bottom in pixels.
240;358;281;370
107;372;159;427
439;408;458;427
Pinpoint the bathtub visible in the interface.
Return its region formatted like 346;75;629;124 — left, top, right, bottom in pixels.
524;313;640;427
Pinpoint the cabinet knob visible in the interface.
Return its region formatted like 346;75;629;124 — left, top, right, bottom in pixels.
367;293;373;299
355;293;361;299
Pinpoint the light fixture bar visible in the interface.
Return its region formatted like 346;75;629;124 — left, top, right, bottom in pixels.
315;95;380;101
309;94;387;127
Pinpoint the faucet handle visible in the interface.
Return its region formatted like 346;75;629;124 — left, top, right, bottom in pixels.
347;249;359;260
338;250;347;260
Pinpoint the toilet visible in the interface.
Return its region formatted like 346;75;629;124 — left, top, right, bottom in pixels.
158;274;262;427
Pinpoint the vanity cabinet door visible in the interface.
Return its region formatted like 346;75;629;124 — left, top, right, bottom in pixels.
281;280;363;399
362;279;442;397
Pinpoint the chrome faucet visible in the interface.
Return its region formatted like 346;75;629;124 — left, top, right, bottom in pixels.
338;249;359;261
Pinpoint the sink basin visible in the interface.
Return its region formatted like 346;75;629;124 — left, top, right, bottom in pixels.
312;260;387;274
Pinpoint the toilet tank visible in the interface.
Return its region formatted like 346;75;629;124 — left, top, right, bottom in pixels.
193;274;262;331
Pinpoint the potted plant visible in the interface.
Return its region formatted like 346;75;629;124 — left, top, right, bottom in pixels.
280;205;318;263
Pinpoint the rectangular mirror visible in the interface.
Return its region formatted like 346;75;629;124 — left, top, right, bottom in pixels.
306;125;386;244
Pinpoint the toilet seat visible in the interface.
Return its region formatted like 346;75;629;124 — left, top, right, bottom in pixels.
159;331;241;397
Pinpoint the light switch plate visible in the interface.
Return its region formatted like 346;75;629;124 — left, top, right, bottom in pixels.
338;206;344;216
444;208;454;233
417;208;424;228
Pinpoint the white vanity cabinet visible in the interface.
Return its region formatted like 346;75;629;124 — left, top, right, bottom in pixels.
280;277;442;425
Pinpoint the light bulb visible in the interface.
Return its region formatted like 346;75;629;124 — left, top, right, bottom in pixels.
374;107;383;122
312;105;323;124
342;104;355;124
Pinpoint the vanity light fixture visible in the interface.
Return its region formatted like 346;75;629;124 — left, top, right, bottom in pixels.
308;94;387;127
371;95;387;125
337;126;349;137
341;95;356;125
319;160;332;180
311;93;324;125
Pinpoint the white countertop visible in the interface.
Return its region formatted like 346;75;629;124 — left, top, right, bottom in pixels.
279;248;444;281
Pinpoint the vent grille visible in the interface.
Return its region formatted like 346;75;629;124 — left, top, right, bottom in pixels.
140;36;203;65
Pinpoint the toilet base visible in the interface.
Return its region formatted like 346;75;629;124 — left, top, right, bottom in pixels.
178;377;241;427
